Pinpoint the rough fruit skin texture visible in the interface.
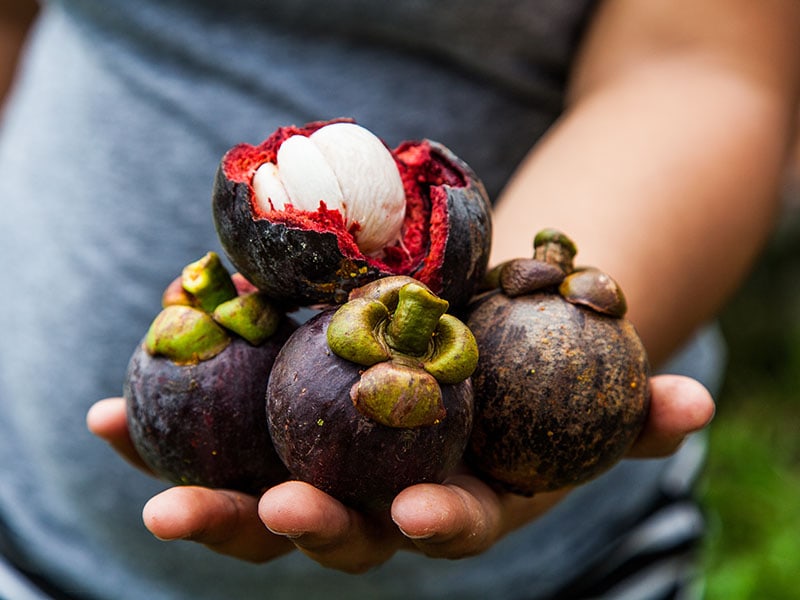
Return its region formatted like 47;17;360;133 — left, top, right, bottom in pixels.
266;309;474;511
465;291;650;496
125;326;293;496
212;120;492;308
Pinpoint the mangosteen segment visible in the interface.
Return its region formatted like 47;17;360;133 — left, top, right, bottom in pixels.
222;118;407;265
325;276;478;428
252;122;407;255
212;119;492;307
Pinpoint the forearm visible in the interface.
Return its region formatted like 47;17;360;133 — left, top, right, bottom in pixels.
492;0;800;367
492;69;793;366
0;0;38;110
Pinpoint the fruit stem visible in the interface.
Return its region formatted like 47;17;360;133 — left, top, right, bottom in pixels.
181;252;238;313
385;283;449;356
533;229;577;274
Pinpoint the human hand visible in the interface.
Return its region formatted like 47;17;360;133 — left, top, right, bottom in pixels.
87;373;714;571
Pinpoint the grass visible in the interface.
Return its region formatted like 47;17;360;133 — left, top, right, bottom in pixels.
698;207;800;599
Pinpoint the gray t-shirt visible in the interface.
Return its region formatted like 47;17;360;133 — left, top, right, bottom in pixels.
0;2;723;599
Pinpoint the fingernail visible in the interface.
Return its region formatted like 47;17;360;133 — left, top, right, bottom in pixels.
151;533;182;542
265;526;305;539
394;524;435;540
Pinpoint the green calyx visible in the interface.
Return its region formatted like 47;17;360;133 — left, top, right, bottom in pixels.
326;276;478;428
144;305;230;365
325;298;391;365
385;282;449;356
424;314;479;384
144;252;282;362
351;362;446;428
212;292;282;345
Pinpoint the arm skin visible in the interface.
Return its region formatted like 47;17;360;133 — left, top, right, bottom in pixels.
0;0;38;111
493;0;800;366
88;0;799;573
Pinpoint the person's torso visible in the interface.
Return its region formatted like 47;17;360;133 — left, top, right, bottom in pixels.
3;3;722;600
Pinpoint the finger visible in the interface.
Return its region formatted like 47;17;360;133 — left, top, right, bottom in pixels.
391;473;515;559
259;481;404;573
627;374;716;458
143;486;294;563
392;475;572;559
86;397;152;473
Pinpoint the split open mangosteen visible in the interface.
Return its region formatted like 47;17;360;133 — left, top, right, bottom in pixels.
465;229;650;496
212;119;492;308
124;252;294;495
266;276;477;511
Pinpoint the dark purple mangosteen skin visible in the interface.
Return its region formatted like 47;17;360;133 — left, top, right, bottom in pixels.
211;172;380;306
266;309;474;511
211;140;491;308
125;323;294;496
465;291;650;496
413;142;493;309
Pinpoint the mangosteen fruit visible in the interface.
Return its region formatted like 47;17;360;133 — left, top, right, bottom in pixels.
124;252;294;495
465;229;650;495
266;276;477;511
212;118;492;308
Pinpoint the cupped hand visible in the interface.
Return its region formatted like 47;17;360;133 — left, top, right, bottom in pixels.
87;373;714;571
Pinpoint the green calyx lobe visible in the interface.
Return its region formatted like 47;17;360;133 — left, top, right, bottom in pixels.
145;305;230;365
144;252;281;363
327;276;478;428
213;292;282;345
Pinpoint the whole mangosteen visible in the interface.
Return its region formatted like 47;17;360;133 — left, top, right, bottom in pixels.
266;276;477;511
124;252;294;495
465;229;650;496
212;119;492;308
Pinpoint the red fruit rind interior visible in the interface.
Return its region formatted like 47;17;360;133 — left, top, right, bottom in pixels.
221;120;466;281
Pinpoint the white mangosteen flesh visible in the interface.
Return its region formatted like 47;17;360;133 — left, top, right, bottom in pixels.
252;123;406;256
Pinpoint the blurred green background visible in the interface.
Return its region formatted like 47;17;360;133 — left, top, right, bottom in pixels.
698;194;800;599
